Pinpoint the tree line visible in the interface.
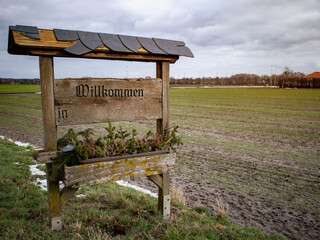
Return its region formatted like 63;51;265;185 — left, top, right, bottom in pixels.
0;78;40;84
170;67;320;88
1;67;319;88
170;75;319;88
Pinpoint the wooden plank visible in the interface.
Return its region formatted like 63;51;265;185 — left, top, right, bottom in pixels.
39;56;61;230
55;99;162;125
155;62;171;219
39;56;57;151
158;172;170;218
60;187;78;207
147;174;163;188
33;149;169;164
64;152;176;188
162;172;170;195
156;61;170;137
34;150;57;164
14;30;76;49
54;78;162;105
79;149;169;164
28;49;179;63
54;78;162;125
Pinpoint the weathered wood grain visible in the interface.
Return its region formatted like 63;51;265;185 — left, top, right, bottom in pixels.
55;98;162;125
54;78;162;125
60;187;78;207
34;150;57;164
28;49;179;63
156;61;170;137
64;153;176;188
54;78;162;105
14;30;76;49
39;56;62;230
40;56;57;151
147;174;163;188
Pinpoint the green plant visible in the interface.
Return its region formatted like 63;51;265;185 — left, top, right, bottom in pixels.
51;122;183;180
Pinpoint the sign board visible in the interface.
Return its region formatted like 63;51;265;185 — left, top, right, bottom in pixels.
54;78;162;126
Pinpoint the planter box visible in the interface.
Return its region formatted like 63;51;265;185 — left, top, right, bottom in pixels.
34;149;175;188
64;152;175;188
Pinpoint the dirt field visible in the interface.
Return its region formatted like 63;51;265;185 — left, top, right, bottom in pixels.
1;88;319;239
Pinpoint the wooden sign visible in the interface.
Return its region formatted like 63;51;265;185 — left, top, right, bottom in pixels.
8;25;194;229
54;78;162;126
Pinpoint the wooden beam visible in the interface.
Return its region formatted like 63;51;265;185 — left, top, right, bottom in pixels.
156;61;170;137
60;187;78;207
64;153;175;188
34;150;57;164
155;61;171;219
39;56;61;230
40;56;57;151
158;172;170;216
13;30;76;49
29;49;179;63
147;174;163;188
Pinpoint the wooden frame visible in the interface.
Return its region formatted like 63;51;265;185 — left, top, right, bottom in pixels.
8;25;193;231
37;56;173;230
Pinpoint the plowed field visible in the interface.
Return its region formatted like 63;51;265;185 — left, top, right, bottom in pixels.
1;87;319;239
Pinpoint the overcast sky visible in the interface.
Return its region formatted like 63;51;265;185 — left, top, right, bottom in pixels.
1;0;319;78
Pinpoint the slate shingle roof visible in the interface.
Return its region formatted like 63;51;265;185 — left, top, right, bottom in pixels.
8;25;193;58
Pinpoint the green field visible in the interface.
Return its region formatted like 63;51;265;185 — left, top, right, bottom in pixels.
0;84;41;92
0;86;319;239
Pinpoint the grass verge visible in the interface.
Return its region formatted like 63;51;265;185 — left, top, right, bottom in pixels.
0;138;282;239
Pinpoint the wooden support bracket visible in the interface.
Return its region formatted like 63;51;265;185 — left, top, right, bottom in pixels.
148;172;171;219
60;186;79;207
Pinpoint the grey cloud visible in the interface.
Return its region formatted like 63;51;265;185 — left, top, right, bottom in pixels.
1;0;319;77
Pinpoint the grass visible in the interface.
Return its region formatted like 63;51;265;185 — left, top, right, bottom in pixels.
0;138;282;239
0;84;41;92
0;85;319;238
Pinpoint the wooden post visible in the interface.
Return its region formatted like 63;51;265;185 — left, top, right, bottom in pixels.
155;61;171;219
39;56;62;230
156;61;170;135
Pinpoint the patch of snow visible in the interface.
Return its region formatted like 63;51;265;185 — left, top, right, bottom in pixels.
116;180;158;198
76;194;86;198
29;164;47;191
14;141;30;148
29;164;46;176
36;178;47;191
0;135;40;150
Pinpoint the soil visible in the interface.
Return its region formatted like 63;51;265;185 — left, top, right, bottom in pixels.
1;125;319;240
